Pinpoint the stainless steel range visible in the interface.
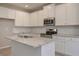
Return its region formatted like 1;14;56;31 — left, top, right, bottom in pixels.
40;29;57;38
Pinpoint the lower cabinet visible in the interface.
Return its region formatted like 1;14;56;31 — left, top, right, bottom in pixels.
41;42;55;56
65;37;79;56
53;36;65;54
55;41;65;54
53;36;79;56
11;40;55;56
69;38;79;56
64;37;72;55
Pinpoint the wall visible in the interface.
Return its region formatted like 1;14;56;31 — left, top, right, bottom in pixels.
29;26;79;35
13;27;31;34
57;26;79;35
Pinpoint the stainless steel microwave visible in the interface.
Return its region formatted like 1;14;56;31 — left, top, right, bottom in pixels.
44;17;55;26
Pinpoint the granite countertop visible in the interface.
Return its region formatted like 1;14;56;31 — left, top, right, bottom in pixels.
6;34;53;48
52;34;79;38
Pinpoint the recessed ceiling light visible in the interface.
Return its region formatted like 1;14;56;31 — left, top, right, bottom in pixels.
25;5;29;7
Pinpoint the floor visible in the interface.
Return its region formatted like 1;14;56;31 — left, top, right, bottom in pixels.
0;47;11;56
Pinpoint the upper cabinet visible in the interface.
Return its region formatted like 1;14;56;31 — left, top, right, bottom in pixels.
1;4;79;26
15;10;30;26
55;3;79;26
23;12;30;26
0;7;9;18
30;11;38;26
15;10;24;26
37;10;44;26
30;10;44;26
8;9;16;19
43;4;55;18
66;4;79;25
55;4;67;25
0;7;16;19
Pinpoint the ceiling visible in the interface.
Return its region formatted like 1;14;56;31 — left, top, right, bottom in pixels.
0;3;50;12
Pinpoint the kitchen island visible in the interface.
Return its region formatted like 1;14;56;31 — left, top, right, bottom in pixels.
6;35;55;56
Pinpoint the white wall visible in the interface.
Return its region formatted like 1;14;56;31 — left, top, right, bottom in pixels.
57;26;79;35
29;26;79;35
13;27;31;34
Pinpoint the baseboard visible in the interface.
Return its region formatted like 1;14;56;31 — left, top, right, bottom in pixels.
0;45;11;50
55;51;70;56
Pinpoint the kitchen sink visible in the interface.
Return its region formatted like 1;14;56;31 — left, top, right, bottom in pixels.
18;35;33;38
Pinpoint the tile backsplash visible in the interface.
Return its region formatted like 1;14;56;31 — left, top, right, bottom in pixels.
29;26;79;35
13;27;31;34
12;25;79;35
57;26;79;35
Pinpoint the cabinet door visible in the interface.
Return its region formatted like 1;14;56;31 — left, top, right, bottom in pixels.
64;37;72;55
66;4;79;25
30;12;38;26
47;4;55;18
53;36;65;54
43;7;48;18
55;4;66;25
70;38;79;56
15;11;30;26
65;37;79;56
23;12;30;26
0;7;15;19
43;4;55;18
8;9;16;19
41;42;55;56
37;10;44;26
0;7;9;18
15;10;24;26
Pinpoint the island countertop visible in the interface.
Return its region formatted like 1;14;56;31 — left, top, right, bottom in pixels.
6;35;53;48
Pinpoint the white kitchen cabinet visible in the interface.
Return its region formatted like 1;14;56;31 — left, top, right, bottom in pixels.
53;36;65;54
66;4;79;25
41;42;55;56
8;9;16;19
53;36;79;56
55;4;67;26
23;12;30;26
43;4;55;18
43;6;48;18
30;12;38;26
65;37;79;56
15;10;24;26
0;7;15;19
68;38;79;56
53;36;72;55
55;4;79;26
64;37;72;55
30;10;44;26
10;38;55;56
37;10;44;26
0;7;9;18
15;10;30;26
